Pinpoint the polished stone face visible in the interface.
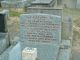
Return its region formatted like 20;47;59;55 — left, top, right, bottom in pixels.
0;10;9;33
0;14;6;32
19;13;61;60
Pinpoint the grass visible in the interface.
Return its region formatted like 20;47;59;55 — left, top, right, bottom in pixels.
63;8;80;20
9;11;23;17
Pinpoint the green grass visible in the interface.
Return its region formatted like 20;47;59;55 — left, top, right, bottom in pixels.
63;8;80;20
9;11;23;17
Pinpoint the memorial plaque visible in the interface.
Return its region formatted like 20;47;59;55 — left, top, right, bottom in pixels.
20;13;61;44
1;0;26;9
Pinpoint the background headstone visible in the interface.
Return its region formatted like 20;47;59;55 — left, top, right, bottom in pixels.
62;16;73;40
31;0;56;7
1;0;26;9
0;42;21;60
26;7;63;16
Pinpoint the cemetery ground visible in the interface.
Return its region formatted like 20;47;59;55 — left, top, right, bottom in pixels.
4;8;80;60
63;8;80;60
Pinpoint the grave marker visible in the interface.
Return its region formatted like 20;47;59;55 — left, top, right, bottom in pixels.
0;10;9;33
9;42;21;60
31;0;56;7
0;42;21;60
0;33;9;55
20;13;61;60
1;0;26;9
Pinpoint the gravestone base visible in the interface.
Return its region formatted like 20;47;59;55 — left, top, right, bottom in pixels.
0;33;9;55
0;42;21;60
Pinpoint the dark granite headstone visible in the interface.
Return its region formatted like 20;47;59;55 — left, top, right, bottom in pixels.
0;10;9;33
0;14;6;32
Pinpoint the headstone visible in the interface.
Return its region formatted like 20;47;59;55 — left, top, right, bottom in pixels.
58;48;71;60
0;10;9;33
0;33;9;55
20;13;61;60
31;0;56;7
1;0;26;9
26;7;63;16
22;47;37;60
62;16;73;40
0;42;21;60
9;42;21;60
0;0;4;6
58;40;71;60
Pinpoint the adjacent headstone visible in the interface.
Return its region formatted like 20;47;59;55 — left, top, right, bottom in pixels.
0;10;9;33
58;48;71;60
20;13;61;44
22;47;37;60
0;33;9;55
62;16;73;40
58;40;71;60
20;13;61;60
0;42;21;60
0;0;4;6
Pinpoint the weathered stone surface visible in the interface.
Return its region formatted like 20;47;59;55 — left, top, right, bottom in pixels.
0;42;21;60
20;13;61;44
9;42;21;60
0;33;9;55
26;7;63;16
20;13;61;60
58;48;71;60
